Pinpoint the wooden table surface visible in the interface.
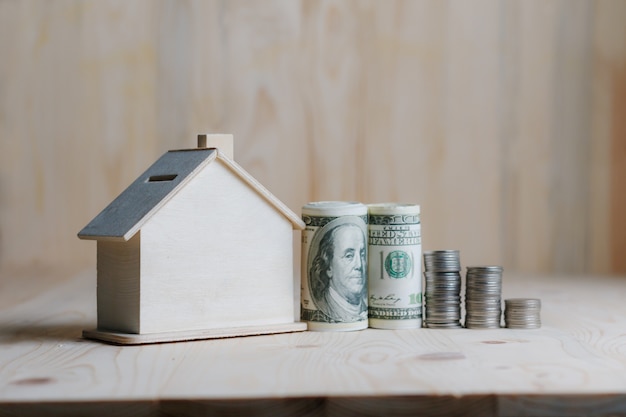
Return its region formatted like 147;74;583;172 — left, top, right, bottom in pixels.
1;268;626;416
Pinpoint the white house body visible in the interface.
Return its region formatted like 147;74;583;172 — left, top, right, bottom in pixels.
79;143;306;344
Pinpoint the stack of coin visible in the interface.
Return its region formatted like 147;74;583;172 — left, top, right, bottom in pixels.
504;298;541;329
464;266;503;329
423;250;462;329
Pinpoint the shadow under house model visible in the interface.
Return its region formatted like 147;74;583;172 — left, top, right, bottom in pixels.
78;134;307;345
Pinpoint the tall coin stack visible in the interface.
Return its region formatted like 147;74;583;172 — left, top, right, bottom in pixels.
464;266;503;329
423;250;462;329
504;298;541;329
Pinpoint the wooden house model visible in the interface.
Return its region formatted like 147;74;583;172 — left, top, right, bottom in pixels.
78;134;307;344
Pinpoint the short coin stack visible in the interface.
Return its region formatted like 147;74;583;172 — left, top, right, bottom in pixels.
464;266;503;329
423;250;462;329
504;298;541;329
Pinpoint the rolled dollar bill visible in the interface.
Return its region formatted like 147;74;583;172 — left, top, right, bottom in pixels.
367;203;422;329
301;201;368;331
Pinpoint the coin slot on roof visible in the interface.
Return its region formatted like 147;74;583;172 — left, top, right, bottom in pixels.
148;174;178;182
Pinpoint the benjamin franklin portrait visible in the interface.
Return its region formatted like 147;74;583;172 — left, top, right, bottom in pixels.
307;217;367;323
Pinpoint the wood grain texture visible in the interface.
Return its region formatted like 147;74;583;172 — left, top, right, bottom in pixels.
1;1;625;273
1;268;626;416
598;0;626;274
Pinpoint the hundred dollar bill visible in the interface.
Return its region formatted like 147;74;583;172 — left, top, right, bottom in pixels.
367;203;422;329
301;201;368;331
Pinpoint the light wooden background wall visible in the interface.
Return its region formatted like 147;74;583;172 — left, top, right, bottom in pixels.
1;0;625;275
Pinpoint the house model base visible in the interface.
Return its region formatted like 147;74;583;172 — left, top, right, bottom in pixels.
83;322;307;345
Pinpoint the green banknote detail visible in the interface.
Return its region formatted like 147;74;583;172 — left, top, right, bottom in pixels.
384;250;412;278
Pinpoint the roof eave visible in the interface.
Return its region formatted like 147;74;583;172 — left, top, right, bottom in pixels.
77;234;127;242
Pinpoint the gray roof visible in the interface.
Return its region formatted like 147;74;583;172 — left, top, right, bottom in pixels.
78;149;215;241
78;148;305;241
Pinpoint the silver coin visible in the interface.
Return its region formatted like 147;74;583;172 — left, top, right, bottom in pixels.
426;323;463;329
